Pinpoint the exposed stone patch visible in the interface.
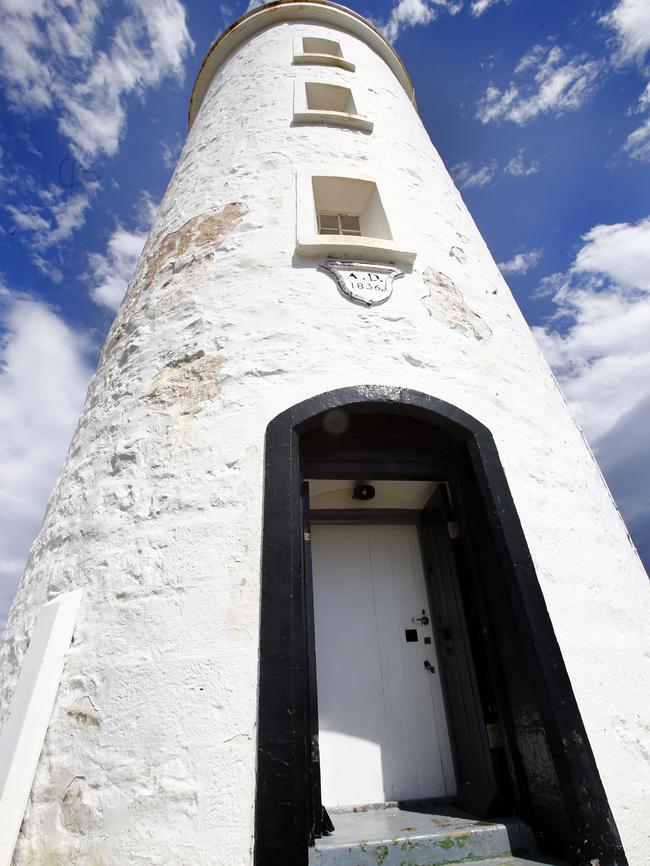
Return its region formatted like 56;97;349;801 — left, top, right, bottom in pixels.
42;532;72;553
449;245;467;264
61;776;104;834
110;452;137;475
421;269;491;341
66;695;101;729
146;350;224;414
144;202;248;285
117;342;140;369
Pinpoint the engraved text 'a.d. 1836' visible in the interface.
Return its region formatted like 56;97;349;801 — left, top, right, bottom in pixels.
319;260;404;307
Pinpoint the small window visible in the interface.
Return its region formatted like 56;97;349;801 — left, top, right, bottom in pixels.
295;170;417;264
312;177;392;241
302;37;341;58
293;34;355;72
306;82;356;114
318;213;362;236
293;81;373;132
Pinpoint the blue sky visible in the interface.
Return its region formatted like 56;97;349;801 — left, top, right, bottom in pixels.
0;0;649;631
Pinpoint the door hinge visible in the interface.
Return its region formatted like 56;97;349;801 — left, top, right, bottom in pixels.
447;521;460;539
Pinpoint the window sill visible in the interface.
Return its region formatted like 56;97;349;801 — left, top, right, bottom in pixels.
296;234;416;265
293;109;373;133
293;52;355;72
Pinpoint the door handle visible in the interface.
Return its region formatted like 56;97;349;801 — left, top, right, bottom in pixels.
424;660;435;673
412;615;430;625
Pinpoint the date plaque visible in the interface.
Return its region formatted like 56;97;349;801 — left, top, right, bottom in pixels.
319;260;403;307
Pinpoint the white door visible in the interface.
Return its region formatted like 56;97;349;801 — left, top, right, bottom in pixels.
311;523;457;808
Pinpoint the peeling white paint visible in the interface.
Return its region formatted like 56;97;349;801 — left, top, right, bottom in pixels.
0;6;648;865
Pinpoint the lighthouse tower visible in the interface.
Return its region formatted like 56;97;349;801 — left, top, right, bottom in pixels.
1;2;649;865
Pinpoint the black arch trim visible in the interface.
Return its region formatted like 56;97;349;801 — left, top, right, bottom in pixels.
254;385;626;866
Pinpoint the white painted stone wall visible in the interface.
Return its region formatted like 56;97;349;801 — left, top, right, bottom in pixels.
0;6;649;865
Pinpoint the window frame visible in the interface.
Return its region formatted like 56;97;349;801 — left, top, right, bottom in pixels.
317;212;362;236
295;169;417;264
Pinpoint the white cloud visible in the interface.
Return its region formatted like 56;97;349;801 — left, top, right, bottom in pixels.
626;114;650;161
504;149;540;176
89;226;148;311
87;192;155;310
452;159;498;188
476;43;602;124
380;0;461;43
534;216;650;440
498;249;542;275
452;150;540;189
32;254;63;284
5;205;50;233
383;0;437;42
572;219;650;290
41;190;92;245
0;292;95;633
602;0;650;62
160;134;183;170
624;83;650;161
5;186;93;250
534;216;650;561
219;3;235;25
136;190;160;226
601;3;650;162
471;0;509;16
0;0;194;160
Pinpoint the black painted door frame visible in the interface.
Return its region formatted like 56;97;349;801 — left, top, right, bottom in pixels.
420;485;500;817
254;386;627;866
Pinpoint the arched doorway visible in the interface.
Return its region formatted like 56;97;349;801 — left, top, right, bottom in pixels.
254;387;625;866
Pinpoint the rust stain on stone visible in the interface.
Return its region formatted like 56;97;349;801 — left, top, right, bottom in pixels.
146;350;224;414
144;201;248;284
422;268;491;341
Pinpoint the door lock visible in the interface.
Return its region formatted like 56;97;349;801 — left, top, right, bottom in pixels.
412;615;430;626
424;660;435;673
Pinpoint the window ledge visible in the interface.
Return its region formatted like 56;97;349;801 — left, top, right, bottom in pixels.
293;109;373;132
293;52;356;72
296;234;416;265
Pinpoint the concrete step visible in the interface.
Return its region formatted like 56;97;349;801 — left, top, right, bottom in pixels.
438;860;564;866
309;806;562;866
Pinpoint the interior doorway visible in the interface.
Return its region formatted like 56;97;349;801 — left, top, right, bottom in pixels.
254;387;626;866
